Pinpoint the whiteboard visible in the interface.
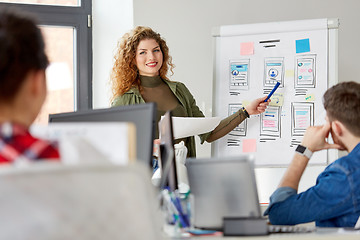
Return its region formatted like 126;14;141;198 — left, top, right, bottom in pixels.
212;19;339;166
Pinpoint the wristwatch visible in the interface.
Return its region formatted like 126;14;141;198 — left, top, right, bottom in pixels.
241;107;250;118
295;145;313;159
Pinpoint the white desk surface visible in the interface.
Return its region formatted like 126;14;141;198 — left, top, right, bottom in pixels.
164;225;360;239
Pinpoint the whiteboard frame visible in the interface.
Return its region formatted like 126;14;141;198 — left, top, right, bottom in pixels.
211;18;339;167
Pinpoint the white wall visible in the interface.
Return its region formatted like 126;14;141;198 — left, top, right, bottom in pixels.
92;0;134;109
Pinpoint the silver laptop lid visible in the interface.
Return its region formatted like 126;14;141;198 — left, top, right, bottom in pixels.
186;155;261;230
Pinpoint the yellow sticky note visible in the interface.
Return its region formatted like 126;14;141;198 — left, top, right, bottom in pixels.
242;139;257;153
285;69;294;77
269;93;284;106
305;94;315;102
242;100;251;107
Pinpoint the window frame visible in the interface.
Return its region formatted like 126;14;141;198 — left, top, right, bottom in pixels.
0;0;93;110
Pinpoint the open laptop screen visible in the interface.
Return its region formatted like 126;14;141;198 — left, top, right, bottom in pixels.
186;155;261;230
158;111;178;191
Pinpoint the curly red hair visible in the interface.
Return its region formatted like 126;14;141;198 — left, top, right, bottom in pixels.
110;26;175;103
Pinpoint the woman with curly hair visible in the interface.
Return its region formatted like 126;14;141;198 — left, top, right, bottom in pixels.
110;26;269;158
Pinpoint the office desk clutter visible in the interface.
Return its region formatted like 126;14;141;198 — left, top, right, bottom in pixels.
161;155;267;237
172;155;318;237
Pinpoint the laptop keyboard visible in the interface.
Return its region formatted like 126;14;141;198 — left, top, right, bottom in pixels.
269;225;316;233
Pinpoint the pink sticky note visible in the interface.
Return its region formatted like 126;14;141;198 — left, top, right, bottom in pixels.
240;42;254;55
242;138;257;153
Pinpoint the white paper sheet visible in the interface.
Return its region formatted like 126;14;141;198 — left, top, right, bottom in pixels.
160;117;221;139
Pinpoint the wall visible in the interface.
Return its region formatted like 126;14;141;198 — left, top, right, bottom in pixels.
132;0;360;158
92;0;134;109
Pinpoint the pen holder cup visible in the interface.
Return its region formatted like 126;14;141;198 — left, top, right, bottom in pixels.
162;190;193;230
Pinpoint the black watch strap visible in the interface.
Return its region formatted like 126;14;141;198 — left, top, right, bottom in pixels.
241;107;250;118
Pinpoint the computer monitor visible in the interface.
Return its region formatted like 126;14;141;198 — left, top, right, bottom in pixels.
48;103;156;168
158;111;178;191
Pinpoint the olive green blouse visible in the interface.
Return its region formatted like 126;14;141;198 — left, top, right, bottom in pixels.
111;78;210;158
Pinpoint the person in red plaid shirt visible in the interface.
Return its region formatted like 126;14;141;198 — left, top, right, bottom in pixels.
0;9;60;164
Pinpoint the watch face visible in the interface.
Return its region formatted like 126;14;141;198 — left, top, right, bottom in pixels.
296;145;306;154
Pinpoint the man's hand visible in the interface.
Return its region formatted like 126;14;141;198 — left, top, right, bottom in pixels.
279;121;343;190
301;121;343;152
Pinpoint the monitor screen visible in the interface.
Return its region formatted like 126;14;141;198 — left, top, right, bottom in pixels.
158;111;178;191
48;103;156;168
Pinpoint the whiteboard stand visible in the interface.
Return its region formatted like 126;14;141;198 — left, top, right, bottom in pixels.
327;18;339;164
211;18;339;167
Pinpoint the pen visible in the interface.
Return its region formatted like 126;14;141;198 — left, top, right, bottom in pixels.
175;193;190;227
171;191;190;228
162;189;177;224
264;81;280;102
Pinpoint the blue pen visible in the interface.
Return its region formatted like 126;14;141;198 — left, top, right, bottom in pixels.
170;191;189;228
264;81;280;102
174;195;190;227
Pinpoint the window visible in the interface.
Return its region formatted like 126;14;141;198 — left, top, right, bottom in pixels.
36;25;75;124
0;0;92;125
0;0;80;7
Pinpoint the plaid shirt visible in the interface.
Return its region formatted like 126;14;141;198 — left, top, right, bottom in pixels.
0;122;60;164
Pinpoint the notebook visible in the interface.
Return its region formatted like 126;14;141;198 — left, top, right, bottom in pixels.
186;155;261;230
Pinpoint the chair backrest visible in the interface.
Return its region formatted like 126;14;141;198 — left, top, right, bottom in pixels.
0;162;164;240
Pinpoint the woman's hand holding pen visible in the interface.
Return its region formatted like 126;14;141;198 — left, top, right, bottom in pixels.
245;96;270;115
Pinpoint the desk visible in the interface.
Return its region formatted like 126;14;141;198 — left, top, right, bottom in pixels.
164;225;360;239
162;202;360;239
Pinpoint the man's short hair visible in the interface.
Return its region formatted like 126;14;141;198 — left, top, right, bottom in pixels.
0;8;49;102
323;81;360;137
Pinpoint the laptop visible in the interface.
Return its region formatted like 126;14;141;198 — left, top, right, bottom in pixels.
186;155;261;230
158;111;178;191
186;155;316;235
